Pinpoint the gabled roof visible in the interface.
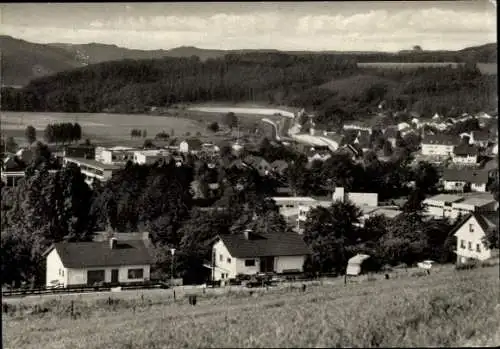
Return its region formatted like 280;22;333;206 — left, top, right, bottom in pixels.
217;232;310;258
451;212;499;236
442;169;489;184
453;144;479;157
46;240;153;268
422;134;460;146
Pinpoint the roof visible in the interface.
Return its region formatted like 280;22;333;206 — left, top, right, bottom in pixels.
454;197;497;208
472;131;490;141
451;212;499;236
482;159;498;171
347;254;371;265
181;138;203;150
271;160;289;172
424;194;464;203
48;240;153;268
243;155;270;168
442;169;489;184
64;157;122;170
453;145;479;156
422;134;460;146
217;232;310;258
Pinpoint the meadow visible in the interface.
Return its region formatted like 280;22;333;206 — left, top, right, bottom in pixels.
3;265;499;348
356;62;497;75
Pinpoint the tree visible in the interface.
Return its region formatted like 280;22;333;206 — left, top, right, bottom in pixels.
5;137;18;153
303;201;362;274
143;139;155;149
382;140;393;156
223;112;238;129
207;122;220;133
24;125;37;144
142;129;148;138
413;161;439;195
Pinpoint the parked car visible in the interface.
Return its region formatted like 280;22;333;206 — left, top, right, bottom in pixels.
47;280;64;289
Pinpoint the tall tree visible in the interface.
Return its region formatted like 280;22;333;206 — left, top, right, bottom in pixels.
24;125;37;144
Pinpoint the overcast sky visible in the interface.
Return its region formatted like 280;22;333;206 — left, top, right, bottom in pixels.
0;1;496;52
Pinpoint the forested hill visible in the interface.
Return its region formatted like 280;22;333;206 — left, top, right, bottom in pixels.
0;35;496;86
1;52;496;129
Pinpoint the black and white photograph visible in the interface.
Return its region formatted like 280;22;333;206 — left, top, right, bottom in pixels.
0;1;498;348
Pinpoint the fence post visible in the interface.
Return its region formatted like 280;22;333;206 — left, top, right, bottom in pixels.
173;289;176;301
70;300;74;319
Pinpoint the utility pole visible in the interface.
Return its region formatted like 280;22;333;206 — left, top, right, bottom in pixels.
170;248;176;286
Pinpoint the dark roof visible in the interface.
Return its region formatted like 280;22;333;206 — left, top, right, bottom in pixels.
472;131;490;141
451;212;499;236
442;169;489;184
49;240;153;268
422;134;460;146
218;232;310;258
453;144;479;156
482;159;499;171
183;138;202;150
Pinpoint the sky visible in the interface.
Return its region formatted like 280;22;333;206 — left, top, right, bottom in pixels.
0;1;497;52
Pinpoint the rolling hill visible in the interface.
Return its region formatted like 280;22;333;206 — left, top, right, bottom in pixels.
0;35;497;87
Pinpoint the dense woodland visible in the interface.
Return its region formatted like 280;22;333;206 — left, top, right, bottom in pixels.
3;138;498;287
1;52;496;129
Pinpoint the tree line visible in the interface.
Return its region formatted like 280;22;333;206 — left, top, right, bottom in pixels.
0;53;495;130
43;122;82;145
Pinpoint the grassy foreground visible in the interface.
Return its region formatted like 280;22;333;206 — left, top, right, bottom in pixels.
3;266;499;348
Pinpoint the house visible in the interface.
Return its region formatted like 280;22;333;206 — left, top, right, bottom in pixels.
356;206;402;227
452;212;499;265
397;122;411;132
243;155;272;176
95;146;137;165
421;134;460;156
179;139;203;154
63;157;121;186
133;149;171;165
482;159;499;180
64;144;96;159
332;186;378;207
442;169;489;192
461;131;491;148
273;196;321;224
451;145;479;165
44;235;153;288
423;193;498;220
209;230;310;281
353;130;371;152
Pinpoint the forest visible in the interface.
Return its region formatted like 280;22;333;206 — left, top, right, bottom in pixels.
0;52;496;129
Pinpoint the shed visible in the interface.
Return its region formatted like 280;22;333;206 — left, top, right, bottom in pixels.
346;254;371;276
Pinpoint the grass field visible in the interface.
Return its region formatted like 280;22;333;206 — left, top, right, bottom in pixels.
3;265;499;348
357;62;497;75
0;111;210;148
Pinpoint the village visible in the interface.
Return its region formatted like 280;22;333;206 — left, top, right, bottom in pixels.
1;106;498;293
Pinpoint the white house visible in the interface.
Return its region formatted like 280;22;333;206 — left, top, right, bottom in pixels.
273;196;320;224
451;145;479;165
423;193;498;220
96;146;137;165
133;149;171;165
461;131;491;148
442;169;489;192
332;186;378;207
43;235;153;288
452;212;499;265
179;139;203;154
421;134;460;156
208;230;310;281
63;156;121;186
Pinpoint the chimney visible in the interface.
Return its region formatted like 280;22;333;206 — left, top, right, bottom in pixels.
243;229;252;240
109;237;117;249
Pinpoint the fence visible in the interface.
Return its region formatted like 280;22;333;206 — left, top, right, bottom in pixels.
2;283;166;298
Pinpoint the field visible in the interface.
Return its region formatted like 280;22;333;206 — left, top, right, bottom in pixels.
3;265;499;348
357;62;497;75
0;105;291;148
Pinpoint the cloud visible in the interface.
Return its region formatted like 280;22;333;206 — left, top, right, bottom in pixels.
1;7;496;51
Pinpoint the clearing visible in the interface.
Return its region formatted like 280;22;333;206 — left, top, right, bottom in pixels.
3;265;499;348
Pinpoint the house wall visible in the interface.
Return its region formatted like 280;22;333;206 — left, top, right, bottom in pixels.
179;141;189;153
347;193;378;207
275;255;306;273
444;180;466;191
471;183;487;192
452;155;478;165
212;240;237;281
421;143;454;156
46;249;67;287
66;265;151;286
455;216;492;263
235;258;260;277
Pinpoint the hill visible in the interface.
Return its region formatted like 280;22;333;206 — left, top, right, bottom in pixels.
3;266;499;348
1;35;497;86
0;36;84;86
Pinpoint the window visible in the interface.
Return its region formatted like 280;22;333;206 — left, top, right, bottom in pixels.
468;241;472;251
469;224;474;233
62;269;64;277
227;258;231;264
476;244;481;252
219;254;223;261
460;239;466;249
245;259;256;267
87;270;105;286
221;273;225;280
128;268;144;279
